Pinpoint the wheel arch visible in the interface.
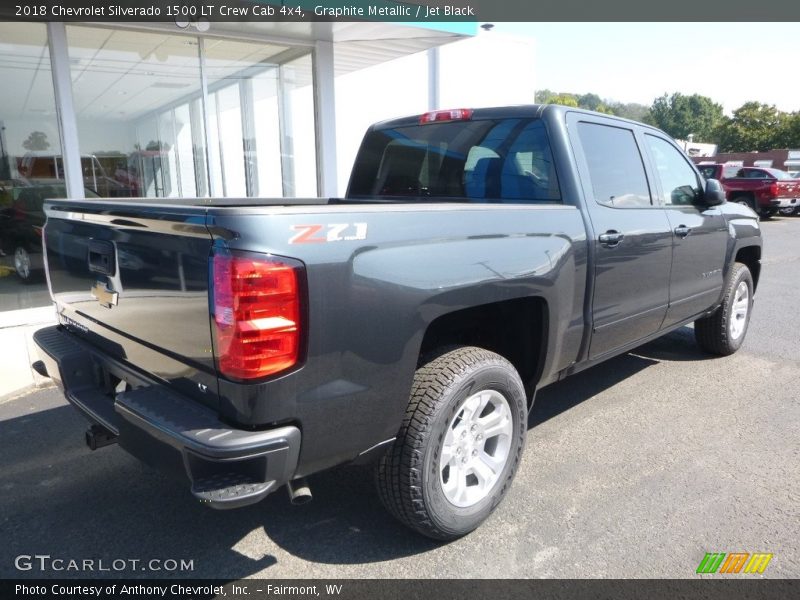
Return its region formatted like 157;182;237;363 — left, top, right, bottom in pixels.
418;296;549;406
734;244;761;292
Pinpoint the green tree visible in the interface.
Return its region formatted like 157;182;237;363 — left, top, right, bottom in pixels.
534;88;556;103
534;90;649;121
649;93;724;142
594;103;615;115
577;93;603;112
551;94;578;107
715;102;788;152
606;101;651;122
773;111;800;149
536;89;578;107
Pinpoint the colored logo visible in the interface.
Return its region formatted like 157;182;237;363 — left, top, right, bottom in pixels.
696;552;773;574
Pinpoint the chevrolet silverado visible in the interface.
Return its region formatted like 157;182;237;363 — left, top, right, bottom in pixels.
33;105;762;540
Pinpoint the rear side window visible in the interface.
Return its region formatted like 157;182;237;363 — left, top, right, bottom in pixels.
347;118;561;203
577;122;652;208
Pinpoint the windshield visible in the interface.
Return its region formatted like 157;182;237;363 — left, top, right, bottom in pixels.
347;118;561;203
768;169;793;180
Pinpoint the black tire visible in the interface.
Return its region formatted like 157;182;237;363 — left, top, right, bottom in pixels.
695;263;754;356
375;346;527;540
732;195;756;214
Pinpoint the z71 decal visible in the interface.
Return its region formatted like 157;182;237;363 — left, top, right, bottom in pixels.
290;223;368;244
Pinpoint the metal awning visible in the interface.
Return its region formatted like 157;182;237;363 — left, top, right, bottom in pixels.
203;21;474;75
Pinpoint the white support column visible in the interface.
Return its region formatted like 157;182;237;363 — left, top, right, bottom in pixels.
313;40;337;197
47;22;84;199
277;66;296;198
428;47;440;111
198;37;221;197
240;78;258;197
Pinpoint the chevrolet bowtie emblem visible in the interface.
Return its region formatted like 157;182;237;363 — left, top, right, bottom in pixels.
91;281;118;308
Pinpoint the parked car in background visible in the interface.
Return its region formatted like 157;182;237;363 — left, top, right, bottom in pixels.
17;153;132;198
0;182;98;281
778;170;800;215
696;164;800;218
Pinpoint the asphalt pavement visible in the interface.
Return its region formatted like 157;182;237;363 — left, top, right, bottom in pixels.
1;218;798;579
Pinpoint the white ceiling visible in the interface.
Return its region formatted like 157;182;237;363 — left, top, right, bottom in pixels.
67;26;293;121
0;23;58;119
0;22;466;124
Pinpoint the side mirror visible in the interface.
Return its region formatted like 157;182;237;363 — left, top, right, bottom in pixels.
703;178;726;206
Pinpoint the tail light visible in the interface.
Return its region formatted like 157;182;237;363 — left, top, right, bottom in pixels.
212;250;304;380
768;181;779;198
420;108;473;124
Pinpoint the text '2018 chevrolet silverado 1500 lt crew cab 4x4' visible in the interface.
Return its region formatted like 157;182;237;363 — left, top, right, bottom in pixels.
34;105;761;540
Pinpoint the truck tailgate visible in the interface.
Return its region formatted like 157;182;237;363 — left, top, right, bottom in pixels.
777;180;800;198
42;200;218;407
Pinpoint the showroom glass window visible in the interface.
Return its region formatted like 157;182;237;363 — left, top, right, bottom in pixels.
65;26;207;199
0;23;64;310
203;40;317;197
65;26;317;200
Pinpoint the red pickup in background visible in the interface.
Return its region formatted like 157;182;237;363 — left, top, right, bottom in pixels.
697;164;800;218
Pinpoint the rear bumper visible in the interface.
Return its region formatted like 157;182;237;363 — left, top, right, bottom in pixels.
769;197;797;208
33;325;300;509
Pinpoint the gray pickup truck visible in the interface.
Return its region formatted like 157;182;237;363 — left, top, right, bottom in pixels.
33;105;761;540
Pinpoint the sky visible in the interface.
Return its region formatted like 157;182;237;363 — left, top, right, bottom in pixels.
493;22;800;114
333;21;800;193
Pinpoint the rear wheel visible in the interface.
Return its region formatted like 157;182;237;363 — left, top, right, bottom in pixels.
733;195;756;213
375;346;527;540
695;262;753;356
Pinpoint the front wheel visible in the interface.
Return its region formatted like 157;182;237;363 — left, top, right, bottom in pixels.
695;262;754;356
375;346;527;540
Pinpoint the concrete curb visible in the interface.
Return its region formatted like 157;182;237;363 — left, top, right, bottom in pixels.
0;306;58;400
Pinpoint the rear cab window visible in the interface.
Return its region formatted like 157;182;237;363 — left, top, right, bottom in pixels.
347;117;561;204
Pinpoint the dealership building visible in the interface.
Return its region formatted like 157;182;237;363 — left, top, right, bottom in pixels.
0;16;535;395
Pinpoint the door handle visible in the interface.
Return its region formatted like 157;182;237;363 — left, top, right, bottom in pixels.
674;225;692;238
598;230;624;247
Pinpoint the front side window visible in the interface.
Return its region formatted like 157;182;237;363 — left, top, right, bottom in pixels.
644;134;702;206
577;122;651;208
